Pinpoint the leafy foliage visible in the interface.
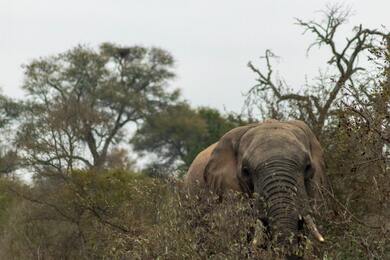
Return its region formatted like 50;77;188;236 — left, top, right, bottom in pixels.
132;104;245;173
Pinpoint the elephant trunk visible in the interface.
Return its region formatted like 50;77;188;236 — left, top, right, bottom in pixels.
256;159;301;253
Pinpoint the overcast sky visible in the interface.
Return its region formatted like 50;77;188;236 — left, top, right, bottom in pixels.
1;0;389;113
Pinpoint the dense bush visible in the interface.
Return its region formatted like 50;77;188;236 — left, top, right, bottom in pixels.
1;165;388;259
0;171;303;259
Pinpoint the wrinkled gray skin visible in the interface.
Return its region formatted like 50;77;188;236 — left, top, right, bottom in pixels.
185;120;329;258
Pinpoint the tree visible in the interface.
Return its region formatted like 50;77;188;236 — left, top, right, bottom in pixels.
131;103;244;173
246;5;388;137
16;43;178;176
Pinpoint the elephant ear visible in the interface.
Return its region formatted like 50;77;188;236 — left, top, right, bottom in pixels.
204;124;257;193
287;120;331;199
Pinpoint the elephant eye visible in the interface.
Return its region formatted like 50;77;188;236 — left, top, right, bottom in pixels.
242;166;251;178
304;163;314;180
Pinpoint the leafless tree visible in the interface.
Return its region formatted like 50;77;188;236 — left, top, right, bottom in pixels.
246;5;388;137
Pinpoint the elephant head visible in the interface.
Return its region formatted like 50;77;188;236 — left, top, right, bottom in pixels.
185;120;329;257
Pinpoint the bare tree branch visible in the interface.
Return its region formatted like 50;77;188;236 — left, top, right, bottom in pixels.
245;5;389;136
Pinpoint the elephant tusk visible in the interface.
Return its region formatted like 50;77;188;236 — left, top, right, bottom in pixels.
303;215;325;242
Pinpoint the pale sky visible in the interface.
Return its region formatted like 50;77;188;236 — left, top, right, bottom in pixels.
1;0;389;113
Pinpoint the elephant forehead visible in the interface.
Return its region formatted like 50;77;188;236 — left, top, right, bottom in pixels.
239;126;309;161
242;125;301;146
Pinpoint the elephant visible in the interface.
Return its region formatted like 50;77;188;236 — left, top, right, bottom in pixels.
184;119;329;258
